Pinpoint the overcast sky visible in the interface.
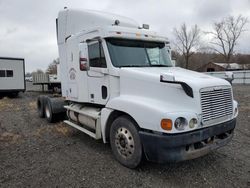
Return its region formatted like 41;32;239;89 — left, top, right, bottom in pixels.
0;0;249;72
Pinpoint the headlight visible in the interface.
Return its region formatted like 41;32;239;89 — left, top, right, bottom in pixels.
189;118;198;128
174;117;188;130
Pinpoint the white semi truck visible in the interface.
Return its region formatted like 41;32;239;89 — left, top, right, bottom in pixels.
37;8;238;168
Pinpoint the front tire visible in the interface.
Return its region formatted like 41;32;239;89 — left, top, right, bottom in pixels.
110;115;142;168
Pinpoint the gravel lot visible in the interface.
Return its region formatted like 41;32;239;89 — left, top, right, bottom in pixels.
0;83;250;188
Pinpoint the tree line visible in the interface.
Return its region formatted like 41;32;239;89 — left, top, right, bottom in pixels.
173;15;248;70
26;58;59;76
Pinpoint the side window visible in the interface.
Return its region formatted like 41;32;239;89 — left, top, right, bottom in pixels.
100;44;106;67
6;70;13;77
0;70;5;77
88;43;99;67
88;42;107;68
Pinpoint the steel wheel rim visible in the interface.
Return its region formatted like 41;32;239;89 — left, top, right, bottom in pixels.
115;127;135;159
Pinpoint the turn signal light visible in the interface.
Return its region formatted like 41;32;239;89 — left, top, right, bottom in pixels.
161;119;172;131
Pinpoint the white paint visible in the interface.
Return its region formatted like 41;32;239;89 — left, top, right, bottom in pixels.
0;58;25;91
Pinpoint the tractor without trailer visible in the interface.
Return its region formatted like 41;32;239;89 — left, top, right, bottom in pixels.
37;9;238;168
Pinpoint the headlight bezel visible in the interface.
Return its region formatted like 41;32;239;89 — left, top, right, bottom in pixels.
189;118;198;129
174;117;188;130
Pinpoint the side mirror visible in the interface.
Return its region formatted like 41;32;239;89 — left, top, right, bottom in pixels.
160;72;175;82
79;42;89;71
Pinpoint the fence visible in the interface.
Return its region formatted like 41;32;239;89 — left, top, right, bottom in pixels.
205;70;250;84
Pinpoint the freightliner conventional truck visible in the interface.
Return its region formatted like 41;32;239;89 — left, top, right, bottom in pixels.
37;8;238;168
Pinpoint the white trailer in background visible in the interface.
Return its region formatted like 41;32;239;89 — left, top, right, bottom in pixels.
0;57;25;97
32;73;61;92
37;9;238;168
32;64;61;92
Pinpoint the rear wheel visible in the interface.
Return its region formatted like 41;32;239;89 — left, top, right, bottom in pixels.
44;98;56;123
110;115;142;168
37;96;45;118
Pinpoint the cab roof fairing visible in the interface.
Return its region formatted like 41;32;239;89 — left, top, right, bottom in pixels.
57;8;140;44
74;26;170;43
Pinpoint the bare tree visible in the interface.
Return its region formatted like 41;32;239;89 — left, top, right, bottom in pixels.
46;58;59;74
209;15;248;64
173;23;201;69
32;69;44;74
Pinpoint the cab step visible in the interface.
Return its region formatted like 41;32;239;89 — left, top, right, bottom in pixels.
64;104;102;139
64;120;101;139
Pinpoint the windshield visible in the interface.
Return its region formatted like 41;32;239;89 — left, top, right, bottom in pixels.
106;38;173;67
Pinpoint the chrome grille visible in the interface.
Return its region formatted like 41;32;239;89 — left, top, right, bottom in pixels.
200;87;233;123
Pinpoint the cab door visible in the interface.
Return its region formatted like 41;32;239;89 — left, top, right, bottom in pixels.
87;41;109;105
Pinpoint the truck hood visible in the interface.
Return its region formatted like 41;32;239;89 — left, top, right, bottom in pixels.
108;67;234;133
120;67;230;92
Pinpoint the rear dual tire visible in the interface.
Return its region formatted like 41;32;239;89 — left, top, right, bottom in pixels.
37;96;46;118
44;99;56;123
37;96;65;123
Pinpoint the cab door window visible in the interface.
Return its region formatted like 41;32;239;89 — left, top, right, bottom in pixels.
88;42;107;68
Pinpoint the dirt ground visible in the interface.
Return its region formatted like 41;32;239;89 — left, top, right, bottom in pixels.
0;83;250;188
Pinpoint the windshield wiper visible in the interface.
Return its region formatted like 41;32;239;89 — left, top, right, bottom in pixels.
120;65;150;67
150;64;170;67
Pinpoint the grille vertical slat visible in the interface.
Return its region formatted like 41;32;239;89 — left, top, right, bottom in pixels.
200;87;233;123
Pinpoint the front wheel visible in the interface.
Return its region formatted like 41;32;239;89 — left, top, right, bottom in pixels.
110;115;142;168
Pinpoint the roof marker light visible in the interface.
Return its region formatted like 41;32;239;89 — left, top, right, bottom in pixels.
114;20;120;26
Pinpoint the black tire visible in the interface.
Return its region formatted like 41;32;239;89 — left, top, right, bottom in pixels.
37;96;46;118
44;98;56;123
110;115;142;168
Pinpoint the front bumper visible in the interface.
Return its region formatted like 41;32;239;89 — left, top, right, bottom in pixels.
139;118;236;163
